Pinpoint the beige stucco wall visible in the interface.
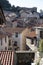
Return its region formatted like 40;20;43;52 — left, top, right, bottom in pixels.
20;28;29;50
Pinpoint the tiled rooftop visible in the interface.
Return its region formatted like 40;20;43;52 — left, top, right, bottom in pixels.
0;51;14;65
0;31;7;38
26;31;36;38
3;27;26;34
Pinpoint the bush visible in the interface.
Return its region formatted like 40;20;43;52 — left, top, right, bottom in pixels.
39;39;43;52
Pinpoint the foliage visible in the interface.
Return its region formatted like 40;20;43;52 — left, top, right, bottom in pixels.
39;39;43;52
37;57;41;65
37;62;39;65
0;0;11;10
0;0;21;13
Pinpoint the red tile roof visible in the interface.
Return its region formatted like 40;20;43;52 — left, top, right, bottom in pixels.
0;31;7;38
0;51;14;65
3;27;26;34
26;31;36;38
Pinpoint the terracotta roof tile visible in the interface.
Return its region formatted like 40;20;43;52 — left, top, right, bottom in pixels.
0;31;7;38
26;31;36;38
3;27;26;34
0;51;14;65
0;34;6;38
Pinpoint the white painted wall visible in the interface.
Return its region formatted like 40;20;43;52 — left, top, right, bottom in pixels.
26;38;31;44
0;36;9;51
12;33;21;50
40;58;43;65
35;28;40;39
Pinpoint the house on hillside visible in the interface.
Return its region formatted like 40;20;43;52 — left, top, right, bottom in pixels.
26;30;37;51
33;26;43;48
3;27;29;51
3;10;18;27
19;8;39;19
12;20;18;27
0;31;9;51
12;19;25;28
34;26;43;39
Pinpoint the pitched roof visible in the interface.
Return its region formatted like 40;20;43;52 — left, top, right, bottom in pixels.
0;31;7;38
0;34;6;38
0;51;14;65
3;27;25;34
0;27;11;38
26;31;36;38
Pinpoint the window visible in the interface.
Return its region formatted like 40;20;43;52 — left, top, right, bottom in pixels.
5;47;7;50
40;31;43;39
8;48;12;50
31;39;34;44
1;38;2;45
14;41;17;46
5;36;7;42
0;18;4;24
9;40;11;46
15;32;18;37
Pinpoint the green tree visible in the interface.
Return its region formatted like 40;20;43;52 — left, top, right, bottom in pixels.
39;39;43;52
11;5;16;12
0;0;16;12
0;0;11;10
